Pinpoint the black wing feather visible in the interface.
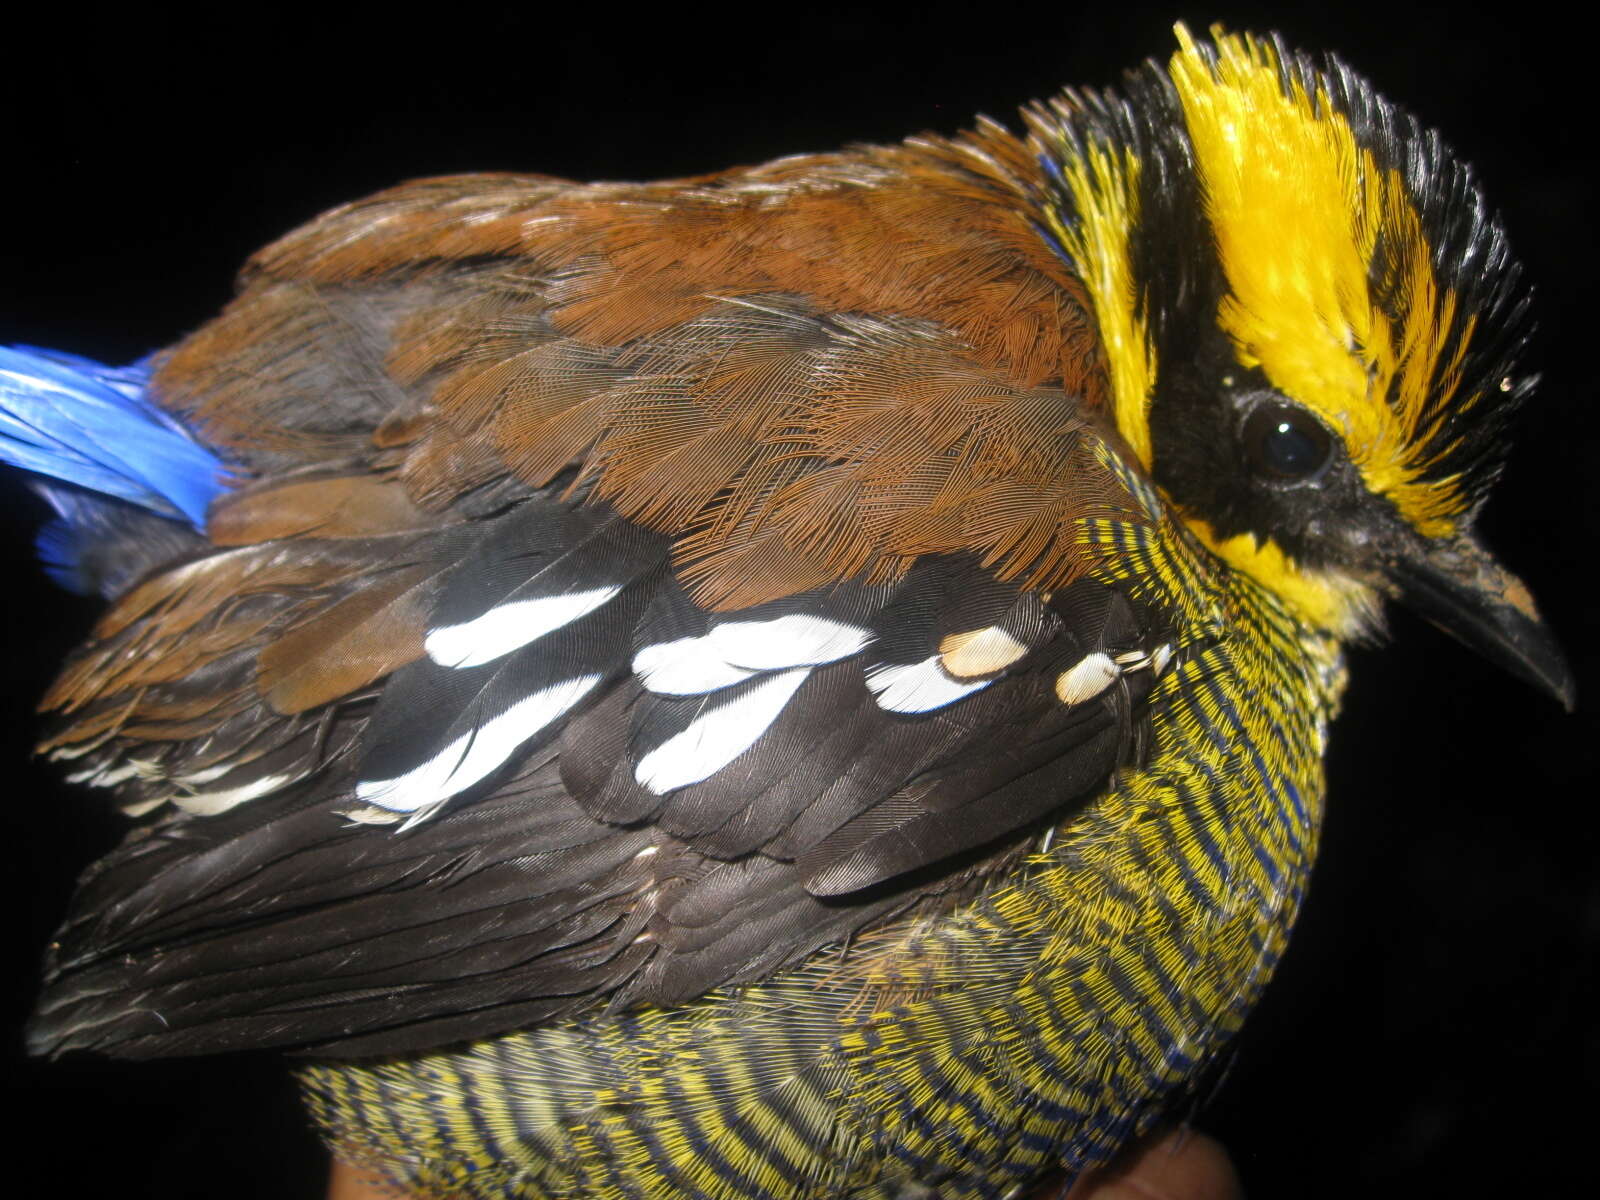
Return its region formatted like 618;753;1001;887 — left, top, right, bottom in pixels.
31;499;1170;1059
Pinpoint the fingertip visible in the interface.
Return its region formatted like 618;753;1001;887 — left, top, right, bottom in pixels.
1063;1126;1243;1200
327;1156;408;1200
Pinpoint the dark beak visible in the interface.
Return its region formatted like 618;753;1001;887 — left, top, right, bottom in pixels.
1383;532;1576;711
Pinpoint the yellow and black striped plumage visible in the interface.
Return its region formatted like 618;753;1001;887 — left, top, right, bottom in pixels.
299;458;1343;1198
16;25;1570;1200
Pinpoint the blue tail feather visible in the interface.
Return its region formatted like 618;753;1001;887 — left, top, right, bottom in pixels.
0;344;225;529
1;344;227;593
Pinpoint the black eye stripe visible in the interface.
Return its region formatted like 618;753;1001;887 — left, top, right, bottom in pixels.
1241;400;1335;483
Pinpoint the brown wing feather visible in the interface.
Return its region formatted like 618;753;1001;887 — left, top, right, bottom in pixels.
148;127;1126;612
256;562;433;713
208;475;431;544
40;120;1141;817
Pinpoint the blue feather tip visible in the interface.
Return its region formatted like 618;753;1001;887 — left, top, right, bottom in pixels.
0;344;226;589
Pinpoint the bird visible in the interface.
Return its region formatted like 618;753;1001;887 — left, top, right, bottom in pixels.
3;22;1574;1200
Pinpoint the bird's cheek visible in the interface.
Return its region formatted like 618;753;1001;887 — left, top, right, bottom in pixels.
1185;518;1379;637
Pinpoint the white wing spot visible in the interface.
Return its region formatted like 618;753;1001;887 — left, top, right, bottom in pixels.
633;636;760;695
867;655;992;713
358;674;603;816
708;615;872;670
635;667;811;794
635;615;870;696
938;625;1030;677
1054;652;1119;706
426;587;621;669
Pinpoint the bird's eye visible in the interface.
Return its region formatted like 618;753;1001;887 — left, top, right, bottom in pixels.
1242;401;1334;482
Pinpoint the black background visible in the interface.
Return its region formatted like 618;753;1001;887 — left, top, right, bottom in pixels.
3;4;1593;1196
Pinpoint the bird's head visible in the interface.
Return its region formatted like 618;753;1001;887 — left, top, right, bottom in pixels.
1033;25;1572;707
